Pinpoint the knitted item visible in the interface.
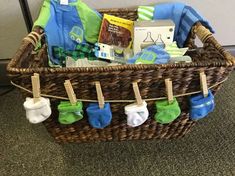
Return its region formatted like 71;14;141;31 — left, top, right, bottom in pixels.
189;90;215;120
128;45;170;64
58;101;83;124
153;2;214;47
86;103;112;129
23;97;51;124
154;98;181;124
33;0;102;65
138;6;155;21
125;101;149;127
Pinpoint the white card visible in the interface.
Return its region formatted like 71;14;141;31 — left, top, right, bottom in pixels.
60;0;68;5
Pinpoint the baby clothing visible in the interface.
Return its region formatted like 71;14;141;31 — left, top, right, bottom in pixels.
33;0;102;66
165;42;188;58
23;97;51;124
153;2;214;47
189;90;215;120
137;3;214;47
138;6;155;21
86;103;112;129
125;101;149;127
58;101;83;124
154;98;181;124
128;45;170;64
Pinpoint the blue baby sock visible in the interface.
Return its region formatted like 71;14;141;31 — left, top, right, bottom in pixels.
189;90;215;120
127;45;170;64
86;103;112;129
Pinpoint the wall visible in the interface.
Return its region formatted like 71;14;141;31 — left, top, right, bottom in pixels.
0;1;27;59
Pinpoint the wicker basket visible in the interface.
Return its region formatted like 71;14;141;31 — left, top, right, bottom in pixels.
7;9;235;143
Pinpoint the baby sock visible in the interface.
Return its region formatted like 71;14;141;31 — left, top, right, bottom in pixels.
154;98;181;124
23;97;51;124
125;101;149;127
86;103;112;129
189;90;215;120
58;101;83;124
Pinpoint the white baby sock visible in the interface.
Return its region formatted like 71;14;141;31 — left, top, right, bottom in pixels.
23;97;51;124
125;101;149;127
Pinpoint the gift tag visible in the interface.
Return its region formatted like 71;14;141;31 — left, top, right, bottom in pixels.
60;0;68;5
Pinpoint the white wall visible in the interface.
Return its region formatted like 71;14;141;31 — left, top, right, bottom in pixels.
0;1;27;59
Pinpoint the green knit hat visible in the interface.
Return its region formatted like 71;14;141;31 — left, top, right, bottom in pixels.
154;98;181;124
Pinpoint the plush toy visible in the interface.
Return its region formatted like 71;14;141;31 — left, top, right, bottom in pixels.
23;97;51;124
125;101;149;127
58;101;83;124
33;0;102;66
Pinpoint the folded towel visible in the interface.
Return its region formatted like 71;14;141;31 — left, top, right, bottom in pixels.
153;3;214;47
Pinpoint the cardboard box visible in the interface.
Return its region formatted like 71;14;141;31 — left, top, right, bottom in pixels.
133;20;175;54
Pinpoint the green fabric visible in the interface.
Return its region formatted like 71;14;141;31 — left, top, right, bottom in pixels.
76;1;102;43
58;101;83;125
52;43;97;64
138;6;155;21
33;0;51;29
154;98;181;124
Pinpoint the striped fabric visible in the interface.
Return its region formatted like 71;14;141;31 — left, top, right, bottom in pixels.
138;6;155;21
165;42;188;57
153;3;214;47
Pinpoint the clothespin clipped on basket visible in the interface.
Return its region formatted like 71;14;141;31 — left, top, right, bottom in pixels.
165;78;174;104
64;80;77;105
200;72;209;97
31;73;41;103
132;82;143;106
95;81;105;109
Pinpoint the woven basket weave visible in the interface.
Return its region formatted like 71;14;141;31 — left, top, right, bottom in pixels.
7;9;235;143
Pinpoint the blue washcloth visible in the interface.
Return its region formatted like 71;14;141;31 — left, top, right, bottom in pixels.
127;45;170;64
86;103;112;129
189;90;215;120
153;3;214;47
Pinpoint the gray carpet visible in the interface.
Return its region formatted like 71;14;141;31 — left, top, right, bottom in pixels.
0;72;234;176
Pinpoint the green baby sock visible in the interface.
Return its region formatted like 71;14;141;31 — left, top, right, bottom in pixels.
58;101;83;125
154;98;181;124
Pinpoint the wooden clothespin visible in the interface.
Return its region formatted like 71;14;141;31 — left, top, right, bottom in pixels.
165;78;174;104
200;72;209;97
95;81;105;109
132;82;143;106
31;73;41;103
64;80;77;105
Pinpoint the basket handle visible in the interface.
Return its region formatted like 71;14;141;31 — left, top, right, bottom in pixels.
23;27;44;47
193;22;235;65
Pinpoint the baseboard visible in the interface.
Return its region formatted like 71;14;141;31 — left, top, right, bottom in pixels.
0;59;10;86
